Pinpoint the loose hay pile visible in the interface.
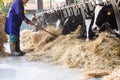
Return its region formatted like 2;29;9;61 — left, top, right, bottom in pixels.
0;13;7;42
103;67;120;80
20;27;61;52
20;26;120;78
0;13;7;57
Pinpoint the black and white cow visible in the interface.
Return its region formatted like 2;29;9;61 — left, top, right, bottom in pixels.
32;12;54;25
39;7;74;30
90;4;120;39
62;5;86;36
47;9;67;29
31;11;58;31
31;8;68;31
62;5;96;41
62;14;86;35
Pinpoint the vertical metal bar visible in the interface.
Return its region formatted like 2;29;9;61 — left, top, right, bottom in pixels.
79;4;85;19
50;0;52;8
111;0;120;32
37;0;43;11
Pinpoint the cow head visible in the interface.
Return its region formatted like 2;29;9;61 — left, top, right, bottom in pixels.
95;4;117;31
31;14;37;23
46;10;62;24
31;14;43;26
92;4;117;32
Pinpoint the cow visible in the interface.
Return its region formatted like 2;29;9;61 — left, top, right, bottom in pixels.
62;5;96;41
90;4;120;39
31;5;96;41
31;14;44;31
31;8;68;31
42;8;71;30
32;12;53;26
62;15;86;35
31;11;57;31
62;5;85;35
47;9;66;29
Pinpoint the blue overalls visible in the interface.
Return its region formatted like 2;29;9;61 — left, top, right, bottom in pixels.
5;0;27;42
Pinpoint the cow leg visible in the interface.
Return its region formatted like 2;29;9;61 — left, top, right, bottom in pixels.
85;19;92;41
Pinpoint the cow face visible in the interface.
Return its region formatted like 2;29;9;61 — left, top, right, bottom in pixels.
46;10;64;25
46;12;58;24
31;14;43;26
92;4;118;32
96;5;117;31
62;15;78;35
31;14;37;23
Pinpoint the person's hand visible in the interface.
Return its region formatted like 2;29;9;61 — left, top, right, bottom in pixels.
29;21;35;26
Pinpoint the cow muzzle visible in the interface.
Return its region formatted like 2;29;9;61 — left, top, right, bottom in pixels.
92;26;100;32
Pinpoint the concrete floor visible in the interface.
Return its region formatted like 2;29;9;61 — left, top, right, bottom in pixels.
0;43;101;80
0;57;82;80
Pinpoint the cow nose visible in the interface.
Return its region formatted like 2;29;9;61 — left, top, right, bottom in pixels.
92;27;98;32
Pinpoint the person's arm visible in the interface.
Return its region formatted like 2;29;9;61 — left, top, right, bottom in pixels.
14;0;35;25
24;17;35;25
24;17;30;24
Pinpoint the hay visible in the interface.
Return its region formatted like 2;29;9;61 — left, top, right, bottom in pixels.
0;14;8;42
20;27;61;52
0;13;7;57
85;69;109;77
20;25;120;77
79;73;93;80
103;68;120;80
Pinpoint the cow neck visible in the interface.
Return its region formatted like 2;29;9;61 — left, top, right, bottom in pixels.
92;5;103;30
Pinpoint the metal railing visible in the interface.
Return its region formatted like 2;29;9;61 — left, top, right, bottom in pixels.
35;0;109;18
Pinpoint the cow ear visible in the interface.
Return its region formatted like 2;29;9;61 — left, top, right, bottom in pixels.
107;11;111;16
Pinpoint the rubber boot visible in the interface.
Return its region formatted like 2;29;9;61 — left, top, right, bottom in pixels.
10;42;25;56
16;40;26;55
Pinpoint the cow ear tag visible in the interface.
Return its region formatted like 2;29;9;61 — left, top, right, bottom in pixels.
107;12;111;16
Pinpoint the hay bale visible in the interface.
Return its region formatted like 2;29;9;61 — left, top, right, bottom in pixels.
103;68;120;80
0;13;8;42
20;27;61;52
0;13;7;57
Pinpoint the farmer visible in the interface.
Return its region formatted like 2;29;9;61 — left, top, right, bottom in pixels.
5;0;35;56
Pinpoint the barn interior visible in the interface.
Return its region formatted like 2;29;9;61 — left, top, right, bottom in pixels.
0;0;120;80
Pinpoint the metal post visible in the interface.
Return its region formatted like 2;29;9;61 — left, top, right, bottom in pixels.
111;0;120;32
50;0;52;8
37;0;43;11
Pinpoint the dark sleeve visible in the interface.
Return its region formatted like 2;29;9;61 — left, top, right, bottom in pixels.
14;0;25;21
24;17;31;24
